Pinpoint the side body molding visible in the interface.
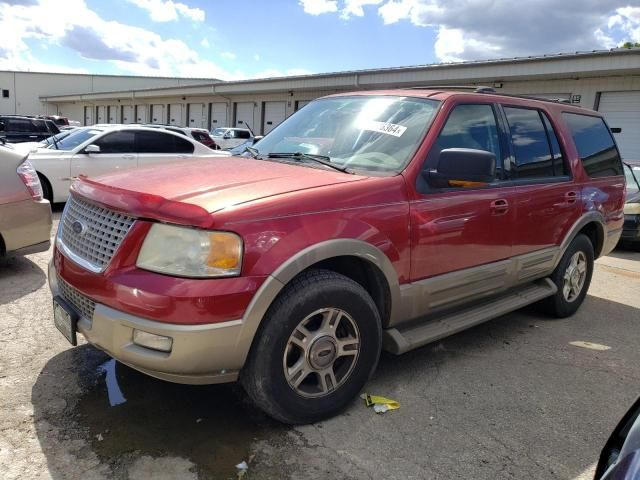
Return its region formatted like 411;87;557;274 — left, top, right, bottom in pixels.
235;239;402;366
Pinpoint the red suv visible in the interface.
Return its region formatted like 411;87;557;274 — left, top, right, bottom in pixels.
49;88;625;424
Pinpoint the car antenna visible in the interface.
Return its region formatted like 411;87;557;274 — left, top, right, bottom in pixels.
244;121;254;137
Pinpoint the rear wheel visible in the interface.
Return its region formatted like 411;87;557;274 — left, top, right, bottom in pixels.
541;234;594;318
241;269;382;424
38;173;53;203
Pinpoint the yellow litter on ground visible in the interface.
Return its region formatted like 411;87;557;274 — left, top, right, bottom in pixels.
361;393;400;414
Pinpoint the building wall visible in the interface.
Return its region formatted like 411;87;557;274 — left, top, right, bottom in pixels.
0;71;213;117
46;75;640;135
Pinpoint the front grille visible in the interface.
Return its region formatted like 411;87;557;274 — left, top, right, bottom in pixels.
58;195;135;272
58;275;96;321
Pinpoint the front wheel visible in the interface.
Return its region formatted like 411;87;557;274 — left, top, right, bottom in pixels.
241;269;382;424
541;234;594;318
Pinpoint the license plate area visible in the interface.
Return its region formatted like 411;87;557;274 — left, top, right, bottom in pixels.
53;296;78;346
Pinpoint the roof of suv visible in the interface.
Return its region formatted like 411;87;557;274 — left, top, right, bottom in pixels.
328;88;593;115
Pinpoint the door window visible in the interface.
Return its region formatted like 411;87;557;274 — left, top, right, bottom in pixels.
94;131;136;153
418;104;502;192
504;107;565;179
562;112;623;177
135;130;194;154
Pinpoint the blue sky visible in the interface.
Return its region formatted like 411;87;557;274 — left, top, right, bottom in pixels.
1;0;639;80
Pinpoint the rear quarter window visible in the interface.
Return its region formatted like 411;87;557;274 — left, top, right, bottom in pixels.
562;113;623;178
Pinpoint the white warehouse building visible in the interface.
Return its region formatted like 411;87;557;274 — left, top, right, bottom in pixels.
5;48;640;158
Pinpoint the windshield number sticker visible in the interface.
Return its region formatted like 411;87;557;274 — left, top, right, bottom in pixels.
361;121;407;137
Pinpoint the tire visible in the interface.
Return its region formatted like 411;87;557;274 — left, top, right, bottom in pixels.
38;173;53;203
541;234;594;318
241;269;382;424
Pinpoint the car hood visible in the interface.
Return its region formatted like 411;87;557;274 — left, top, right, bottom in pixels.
73;156;366;226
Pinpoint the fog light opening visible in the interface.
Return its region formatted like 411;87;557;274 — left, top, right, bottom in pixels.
132;329;173;353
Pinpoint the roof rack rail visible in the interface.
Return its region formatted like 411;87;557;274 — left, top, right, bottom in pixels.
407;85;496;93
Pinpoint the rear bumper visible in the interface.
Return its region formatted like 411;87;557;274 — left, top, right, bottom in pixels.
0;199;52;255
621;214;640;242
49;259;247;384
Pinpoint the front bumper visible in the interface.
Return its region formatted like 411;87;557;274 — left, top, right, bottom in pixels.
621;214;640;242
49;260;249;384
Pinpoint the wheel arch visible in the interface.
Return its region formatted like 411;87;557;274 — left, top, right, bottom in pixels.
36;171;53;203
235;239;401;367
559;213;606;262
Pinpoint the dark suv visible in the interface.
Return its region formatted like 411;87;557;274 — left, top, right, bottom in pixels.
0;115;59;143
49;88;625;424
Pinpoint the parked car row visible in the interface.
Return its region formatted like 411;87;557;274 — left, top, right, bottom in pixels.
45;87;628;425
0;115;60;143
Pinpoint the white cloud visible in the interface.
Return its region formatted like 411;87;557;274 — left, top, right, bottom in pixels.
126;0;205;22
0;0;228;78
252;68;313;79
254;54;261;61
299;0;338;15
200;37;210;48
340;0;383;19
220;51;236;60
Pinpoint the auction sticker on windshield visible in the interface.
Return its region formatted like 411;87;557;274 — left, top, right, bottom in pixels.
360;120;407;137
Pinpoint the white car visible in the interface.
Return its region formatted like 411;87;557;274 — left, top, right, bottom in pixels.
28;125;229;203
210;128;253;150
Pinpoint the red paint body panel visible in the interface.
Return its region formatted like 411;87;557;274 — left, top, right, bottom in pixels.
54;89;626;327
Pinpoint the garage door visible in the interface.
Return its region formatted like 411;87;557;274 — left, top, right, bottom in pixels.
151;104;165;124
169;104;184;126
210;103;227;129
598;91;640;160
84;106;94;126
121;105;133;124
235;102;255;131
188;103;205;128
136;104;147;123
263;101;286;134
96;106;106;123
108;105;119;123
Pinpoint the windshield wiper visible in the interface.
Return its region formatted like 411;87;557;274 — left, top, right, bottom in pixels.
243;146;260;158
267;152;352;173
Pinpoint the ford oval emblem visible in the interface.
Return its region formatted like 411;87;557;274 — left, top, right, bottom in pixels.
71;220;86;236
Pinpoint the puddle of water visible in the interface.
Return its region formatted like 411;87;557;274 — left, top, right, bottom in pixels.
569;341;611;351
75;359;287;479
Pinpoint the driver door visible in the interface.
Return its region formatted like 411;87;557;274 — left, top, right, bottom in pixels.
409;102;516;307
71;130;137;179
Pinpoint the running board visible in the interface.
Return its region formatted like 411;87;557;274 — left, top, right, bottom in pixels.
383;278;557;355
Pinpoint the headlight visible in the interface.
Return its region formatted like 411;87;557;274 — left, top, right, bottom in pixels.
136;224;242;277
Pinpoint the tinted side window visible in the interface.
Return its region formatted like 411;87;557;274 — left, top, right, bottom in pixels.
174;136;194;153
94;131;136;153
562;113;623;177
418;104;501;192
136;131;175;153
236;130;251;139
504;107;554;179
8;118;37;133
541;114;568;176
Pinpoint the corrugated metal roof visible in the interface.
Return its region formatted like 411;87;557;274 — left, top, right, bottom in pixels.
40;47;640;100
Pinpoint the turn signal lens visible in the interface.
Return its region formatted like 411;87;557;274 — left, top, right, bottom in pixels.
207;232;242;269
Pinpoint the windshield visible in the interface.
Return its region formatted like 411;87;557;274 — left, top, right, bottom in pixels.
625;164;640;195
54;128;103;151
211;128;227;136
253;96;440;174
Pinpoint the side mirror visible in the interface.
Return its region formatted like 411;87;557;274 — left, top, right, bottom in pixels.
84;144;101;154
426;148;496;188
595;397;640;479
252;136;263;144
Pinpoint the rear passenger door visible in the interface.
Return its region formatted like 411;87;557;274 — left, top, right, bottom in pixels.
501;106;581;257
71;130;137;178
135;130;195;167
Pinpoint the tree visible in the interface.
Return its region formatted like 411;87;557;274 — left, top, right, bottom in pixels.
621;41;640;48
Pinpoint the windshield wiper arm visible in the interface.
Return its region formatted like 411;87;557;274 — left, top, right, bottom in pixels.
243;146;261;158
267;152;352;173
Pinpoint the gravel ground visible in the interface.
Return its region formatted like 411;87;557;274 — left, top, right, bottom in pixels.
1;208;639;479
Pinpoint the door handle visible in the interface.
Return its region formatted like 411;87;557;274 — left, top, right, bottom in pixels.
565;191;578;204
122;154;135;160
490;199;509;215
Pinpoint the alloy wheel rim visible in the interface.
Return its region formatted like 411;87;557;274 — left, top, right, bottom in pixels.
562;251;587;302
283;308;360;398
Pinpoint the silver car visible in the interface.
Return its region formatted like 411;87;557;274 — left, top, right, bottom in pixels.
0;141;52;257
